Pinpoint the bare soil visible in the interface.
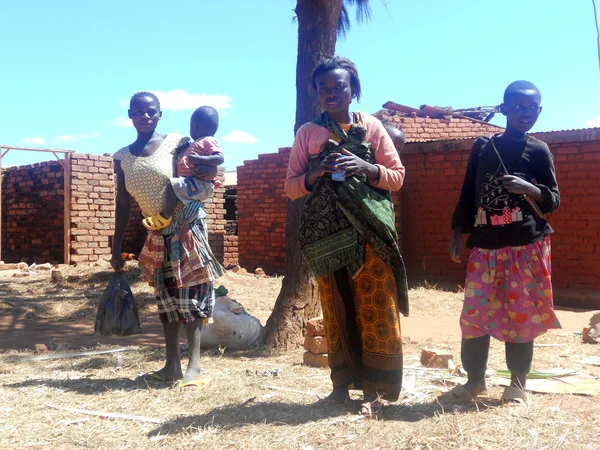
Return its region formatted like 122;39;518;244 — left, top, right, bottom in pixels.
0;263;598;449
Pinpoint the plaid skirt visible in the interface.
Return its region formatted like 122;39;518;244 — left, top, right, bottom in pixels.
157;261;214;324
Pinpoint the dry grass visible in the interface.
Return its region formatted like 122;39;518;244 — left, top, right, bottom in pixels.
1;264;600;449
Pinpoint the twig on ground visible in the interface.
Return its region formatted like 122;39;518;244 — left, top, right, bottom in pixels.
263;385;321;398
22;347;140;361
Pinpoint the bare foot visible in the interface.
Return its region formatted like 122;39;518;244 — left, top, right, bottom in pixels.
463;380;488;397
314;387;350;406
145;365;183;382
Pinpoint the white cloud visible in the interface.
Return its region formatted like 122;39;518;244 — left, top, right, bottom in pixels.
121;89;233;111
109;116;133;128
584;116;600;128
56;132;102;142
222;130;259;144
23;136;45;145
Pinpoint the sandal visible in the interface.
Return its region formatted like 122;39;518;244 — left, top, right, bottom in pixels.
501;386;527;404
142;213;172;231
359;400;382;419
437;385;486;404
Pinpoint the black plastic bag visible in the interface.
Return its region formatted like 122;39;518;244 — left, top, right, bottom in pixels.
94;272;142;336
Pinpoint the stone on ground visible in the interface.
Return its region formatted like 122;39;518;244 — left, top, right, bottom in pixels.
303;351;329;368
420;348;454;368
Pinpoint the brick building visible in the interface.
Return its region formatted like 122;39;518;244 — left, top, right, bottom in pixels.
237;102;503;275
236;103;600;296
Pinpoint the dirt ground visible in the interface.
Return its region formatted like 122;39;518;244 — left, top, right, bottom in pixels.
1;263;599;449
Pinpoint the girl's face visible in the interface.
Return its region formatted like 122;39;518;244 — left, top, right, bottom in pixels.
316;68;354;118
128;96;162;133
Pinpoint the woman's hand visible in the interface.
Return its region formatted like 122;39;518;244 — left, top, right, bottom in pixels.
498;175;542;201
337;149;380;181
305;152;341;190
448;227;463;263
110;252;125;272
191;164;218;179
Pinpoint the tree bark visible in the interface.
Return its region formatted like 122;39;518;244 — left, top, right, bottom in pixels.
264;0;342;350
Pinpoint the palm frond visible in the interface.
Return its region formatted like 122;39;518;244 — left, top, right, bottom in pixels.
337;5;351;38
344;0;372;24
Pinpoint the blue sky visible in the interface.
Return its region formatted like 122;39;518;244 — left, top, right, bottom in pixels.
2;1;599;169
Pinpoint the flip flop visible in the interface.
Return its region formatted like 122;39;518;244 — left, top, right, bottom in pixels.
359;400;382;420
437;385;485;404
501;386;527;404
176;377;213;390
142;213;172;231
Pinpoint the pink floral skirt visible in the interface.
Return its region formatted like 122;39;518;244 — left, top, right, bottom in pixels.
460;236;561;343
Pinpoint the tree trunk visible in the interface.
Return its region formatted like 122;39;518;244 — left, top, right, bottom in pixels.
264;0;342;350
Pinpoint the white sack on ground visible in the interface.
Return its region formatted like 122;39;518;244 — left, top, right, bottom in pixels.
201;296;264;349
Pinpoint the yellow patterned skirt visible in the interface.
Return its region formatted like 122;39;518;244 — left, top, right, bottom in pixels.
317;244;403;401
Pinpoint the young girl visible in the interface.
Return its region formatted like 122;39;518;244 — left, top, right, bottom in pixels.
285;56;409;419
444;80;561;403
111;92;222;390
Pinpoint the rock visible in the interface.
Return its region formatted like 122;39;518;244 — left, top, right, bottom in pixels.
303;335;328;354
589;312;600;328
34;344;48;354
254;267;266;276
306;317;326;337
227;264;241;271
420;348;454;368
51;270;63;282
303;351;329;368
92;259;111;268
583;326;600;344
36;263;53;271
67;275;81;282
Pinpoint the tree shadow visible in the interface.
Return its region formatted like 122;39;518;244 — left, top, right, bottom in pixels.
4;376;174;394
146;396;491;437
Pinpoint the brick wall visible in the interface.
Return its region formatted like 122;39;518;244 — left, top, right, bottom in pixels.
237;149;290;274
0;161;64;263
235;128;600;291
401;129;600;290
375;109;503;142
70;154;115;264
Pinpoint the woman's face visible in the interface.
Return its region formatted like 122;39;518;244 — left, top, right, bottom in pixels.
128;96;162;133
315;68;353;117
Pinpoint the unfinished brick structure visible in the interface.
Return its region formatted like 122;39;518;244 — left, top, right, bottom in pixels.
237;104;503;276
1;155;229;265
1;160;65;263
236;112;600;293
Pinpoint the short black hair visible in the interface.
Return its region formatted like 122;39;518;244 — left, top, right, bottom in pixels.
191;106;219;136
129;91;160;109
312;56;362;102
503;81;541;103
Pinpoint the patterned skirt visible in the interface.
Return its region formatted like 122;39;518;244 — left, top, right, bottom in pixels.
460;236;561;343
317;244;403;401
157;261;214;324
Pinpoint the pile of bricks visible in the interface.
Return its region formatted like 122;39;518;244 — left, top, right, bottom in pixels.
303;316;328;368
375;109;503;142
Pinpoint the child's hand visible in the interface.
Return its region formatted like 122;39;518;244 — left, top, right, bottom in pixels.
337;149;379;180
498;175;536;196
448;229;463;263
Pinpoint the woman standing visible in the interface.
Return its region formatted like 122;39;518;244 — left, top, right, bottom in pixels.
111;91;221;389
285;57;409;418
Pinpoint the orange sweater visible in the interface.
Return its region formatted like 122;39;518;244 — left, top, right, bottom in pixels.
284;112;405;200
